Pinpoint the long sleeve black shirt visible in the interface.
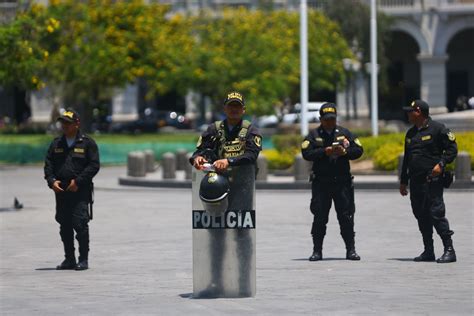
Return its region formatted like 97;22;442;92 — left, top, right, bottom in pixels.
301;125;363;178
44;131;100;189
400;117;457;184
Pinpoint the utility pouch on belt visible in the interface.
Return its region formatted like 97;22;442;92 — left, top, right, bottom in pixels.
442;171;454;188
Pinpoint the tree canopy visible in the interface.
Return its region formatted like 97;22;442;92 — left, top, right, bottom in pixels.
0;1;352;121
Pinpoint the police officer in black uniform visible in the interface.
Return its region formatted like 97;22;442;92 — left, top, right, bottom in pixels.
191;91;262;172
190;91;262;297
302;103;363;261
400;100;457;263
44;109;100;270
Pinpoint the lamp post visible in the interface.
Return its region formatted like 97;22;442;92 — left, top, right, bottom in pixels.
299;0;309;136
370;0;379;136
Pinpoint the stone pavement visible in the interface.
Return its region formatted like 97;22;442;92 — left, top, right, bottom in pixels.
1;166;473;315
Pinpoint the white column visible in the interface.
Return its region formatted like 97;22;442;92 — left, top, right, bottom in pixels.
417;54;449;114
30;87;56;123
112;84;138;122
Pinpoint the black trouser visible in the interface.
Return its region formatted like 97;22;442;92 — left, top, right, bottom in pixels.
310;177;355;250
410;175;453;246
55;189;90;261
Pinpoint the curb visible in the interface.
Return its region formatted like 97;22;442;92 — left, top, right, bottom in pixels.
118;177;473;191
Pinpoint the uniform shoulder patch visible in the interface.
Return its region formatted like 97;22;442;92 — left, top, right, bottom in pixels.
254;135;262;148
447;131;456;142
301;140;310;149
196;136;202;148
354;138;362;147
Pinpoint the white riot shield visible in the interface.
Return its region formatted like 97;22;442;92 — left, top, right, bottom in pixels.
192;164;256;298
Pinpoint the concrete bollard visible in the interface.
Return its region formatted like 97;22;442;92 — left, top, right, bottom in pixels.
256;155;268;181
127;151;146;177
294;153;311;181
185;153;193;180
455;151;472;182
162;152;177;179
398;153;405;180
143;149;155;173
176;149;188;171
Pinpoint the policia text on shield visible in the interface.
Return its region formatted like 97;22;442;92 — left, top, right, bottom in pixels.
190;92;262;298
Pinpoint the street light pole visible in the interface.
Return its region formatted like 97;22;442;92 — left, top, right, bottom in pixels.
370;0;379;136
300;0;309;136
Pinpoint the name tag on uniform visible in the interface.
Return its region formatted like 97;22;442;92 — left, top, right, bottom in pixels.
421;135;432;141
74;148;85;153
315;137;324;145
54;148;64;153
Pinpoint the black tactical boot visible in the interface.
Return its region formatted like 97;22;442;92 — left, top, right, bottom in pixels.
414;243;435;261
346;248;361;261
437;247;456;263
309;250;322;261
414;237;435;261
309;237;323;261
344;238;360;260
414;250;435;262
75;260;89;270
437;238;456;263
196;283;224;298
56;257;76;270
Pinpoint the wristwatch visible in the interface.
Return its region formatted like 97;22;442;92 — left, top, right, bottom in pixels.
438;160;445;170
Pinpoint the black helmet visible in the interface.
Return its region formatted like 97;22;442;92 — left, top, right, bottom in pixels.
199;171;230;216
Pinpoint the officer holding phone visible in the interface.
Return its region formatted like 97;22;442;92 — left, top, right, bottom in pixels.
301;103;363;261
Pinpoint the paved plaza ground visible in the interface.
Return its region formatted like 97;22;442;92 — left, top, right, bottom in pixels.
1;166;473;315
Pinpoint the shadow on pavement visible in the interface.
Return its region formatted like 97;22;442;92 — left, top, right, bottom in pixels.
35;268;58;271
387;258;416;262
292;258;347;261
0;208;17;212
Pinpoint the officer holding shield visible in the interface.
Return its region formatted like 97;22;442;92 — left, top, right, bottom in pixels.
190;91;262;298
400;100;458;263
301;103;363;261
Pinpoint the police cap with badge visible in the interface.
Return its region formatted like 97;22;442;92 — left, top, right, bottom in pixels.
58;109;80;123
319;103;337;120
403;99;429;115
224;92;245;107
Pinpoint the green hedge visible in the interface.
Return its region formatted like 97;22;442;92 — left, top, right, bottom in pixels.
368;131;474;171
373;143;404;171
0;132;274;164
266;134;303;170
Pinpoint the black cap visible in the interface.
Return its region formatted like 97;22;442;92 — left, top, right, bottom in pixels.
319;103;337;119
224;91;245;106
403;100;429;114
57;109;80;123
